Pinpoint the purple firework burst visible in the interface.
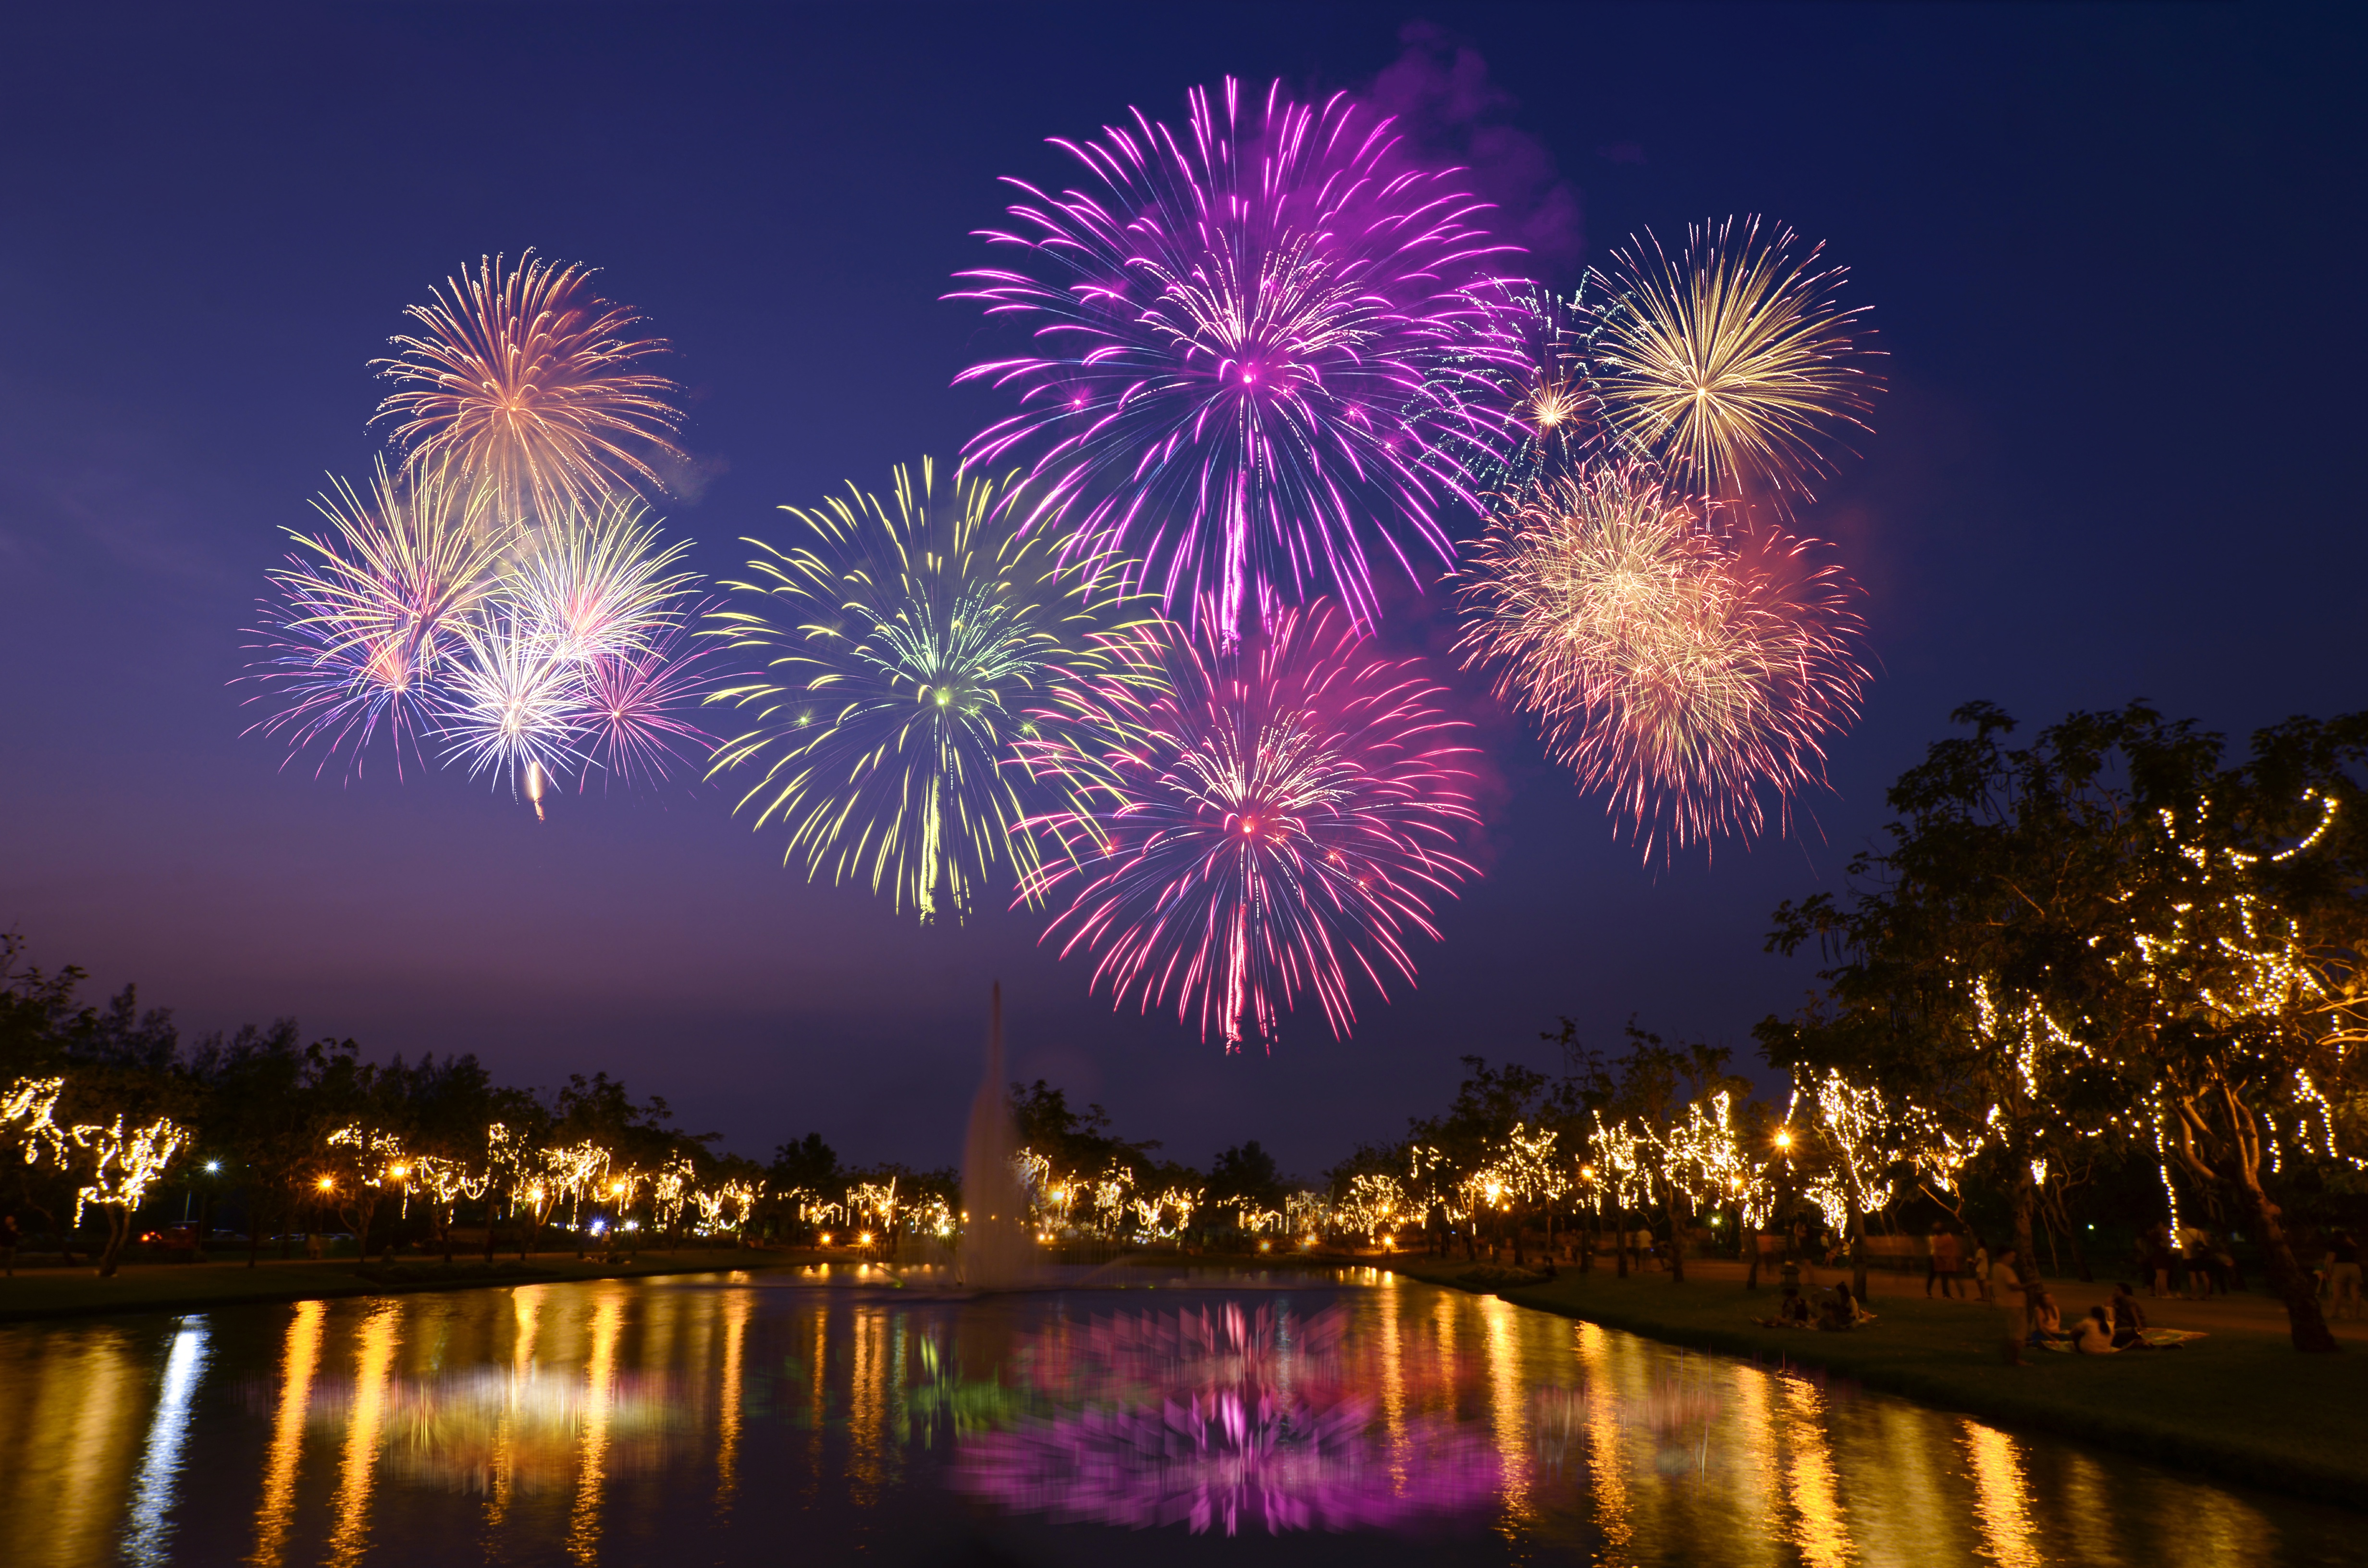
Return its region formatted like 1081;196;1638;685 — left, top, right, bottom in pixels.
952;78;1524;637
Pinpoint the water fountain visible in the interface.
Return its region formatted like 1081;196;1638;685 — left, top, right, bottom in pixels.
956;982;1034;1289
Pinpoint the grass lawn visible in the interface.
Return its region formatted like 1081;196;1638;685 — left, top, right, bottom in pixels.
0;1247;810;1323
1382;1252;2368;1509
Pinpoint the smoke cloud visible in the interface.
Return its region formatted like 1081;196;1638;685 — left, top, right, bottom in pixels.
1365;22;1585;278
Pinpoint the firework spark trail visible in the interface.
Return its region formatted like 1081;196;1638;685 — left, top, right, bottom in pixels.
1458;465;1866;857
244;459;513;774
951;78;1526;638
1019;600;1480;1051
1443;279;1608;498
372;250;684;524
1590;217;1876;501
506;493;699;663
248;472;712;796
703;459;1160;924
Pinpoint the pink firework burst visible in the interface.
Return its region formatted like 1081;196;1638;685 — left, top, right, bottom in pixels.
1019;600;1480;1051
951;78;1523;637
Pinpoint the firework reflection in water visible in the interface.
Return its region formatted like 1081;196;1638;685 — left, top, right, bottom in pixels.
950;1301;1497;1535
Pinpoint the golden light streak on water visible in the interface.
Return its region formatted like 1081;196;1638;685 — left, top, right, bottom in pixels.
483;1285;547;1536
1960;1418;2039;1568
1778;1375;1853;1567
247;1301;325;1568
849;1304;890;1500
2060;1450;2123;1563
5;1329;137;1568
1844;1404;1950;1565
715;1286;753;1514
1575;1322;1634;1562
2183;1480;2275;1566
326;1300;404;1568
1478;1293;1534;1525
563;1293;624;1565
807;1304;829;1498
1726;1363;1782;1564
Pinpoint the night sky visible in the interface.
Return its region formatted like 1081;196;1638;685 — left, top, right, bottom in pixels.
3;4;2361;1179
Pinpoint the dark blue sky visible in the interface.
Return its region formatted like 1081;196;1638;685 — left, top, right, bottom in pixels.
3;3;2361;1177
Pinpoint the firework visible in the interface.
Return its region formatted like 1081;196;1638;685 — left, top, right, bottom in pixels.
951;78;1522;636
372;250;684;523
1019;600;1479;1051
1458;465;1866;855
245;459;513;772
1445;280;1606;496
704;459;1158;924
1590;218;1875;499
248;468;712;798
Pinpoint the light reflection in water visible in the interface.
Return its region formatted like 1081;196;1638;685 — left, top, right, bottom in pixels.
326;1299;403;1568
715;1283;752;1515
0;1271;2353;1566
121;1315;210;1566
564;1292;625;1565
1962;1418;2040;1568
248;1299;325;1568
1779;1374;1852;1567
1576;1321;1635;1560
1480;1293;1535;1523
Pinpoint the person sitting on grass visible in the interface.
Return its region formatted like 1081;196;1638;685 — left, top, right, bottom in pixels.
2025;1287;2066;1348
2072;1305;2120;1355
1755;1285;1813;1328
2109;1283;2149;1348
1816;1283;1875;1331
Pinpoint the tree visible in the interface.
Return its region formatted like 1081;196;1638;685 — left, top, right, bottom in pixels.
1206;1141;1285;1232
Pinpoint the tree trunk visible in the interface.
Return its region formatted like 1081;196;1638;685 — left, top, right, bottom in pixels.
1746;1231;1762;1290
2230;1174;2340;1352
1664;1194;1688;1283
96;1209;133;1277
1615;1221;1628;1277
2010;1166;2039;1286
1848;1192;1869;1302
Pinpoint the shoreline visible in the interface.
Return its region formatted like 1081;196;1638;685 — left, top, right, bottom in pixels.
0;1248;823;1324
1377;1252;2368;1512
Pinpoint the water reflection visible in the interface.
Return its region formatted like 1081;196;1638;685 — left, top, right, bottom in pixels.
0;1270;2357;1566
248;1298;322;1568
948;1299;1499;1534
327;1298;401;1567
122;1317;208;1565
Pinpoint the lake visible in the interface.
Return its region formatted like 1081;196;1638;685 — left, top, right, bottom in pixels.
0;1264;2356;1565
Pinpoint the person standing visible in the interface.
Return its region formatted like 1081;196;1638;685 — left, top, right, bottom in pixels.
0;1212;18;1277
2330;1232;2362;1321
1992;1246;2030;1365
1930;1226;1964;1298
1970;1240;1992;1304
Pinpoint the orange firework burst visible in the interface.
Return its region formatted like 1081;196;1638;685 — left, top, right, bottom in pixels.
372;250;684;523
1591;218;1876;500
1458;465;1866;856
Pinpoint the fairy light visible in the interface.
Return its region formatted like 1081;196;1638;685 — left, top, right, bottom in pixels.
67;1116;191;1227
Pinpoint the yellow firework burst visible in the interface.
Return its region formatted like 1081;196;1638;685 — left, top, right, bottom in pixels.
1591;218;1876;498
704;459;1160;925
372;250;684;524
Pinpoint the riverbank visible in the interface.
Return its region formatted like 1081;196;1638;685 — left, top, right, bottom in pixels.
0;1247;814;1323
1382;1252;2368;1510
